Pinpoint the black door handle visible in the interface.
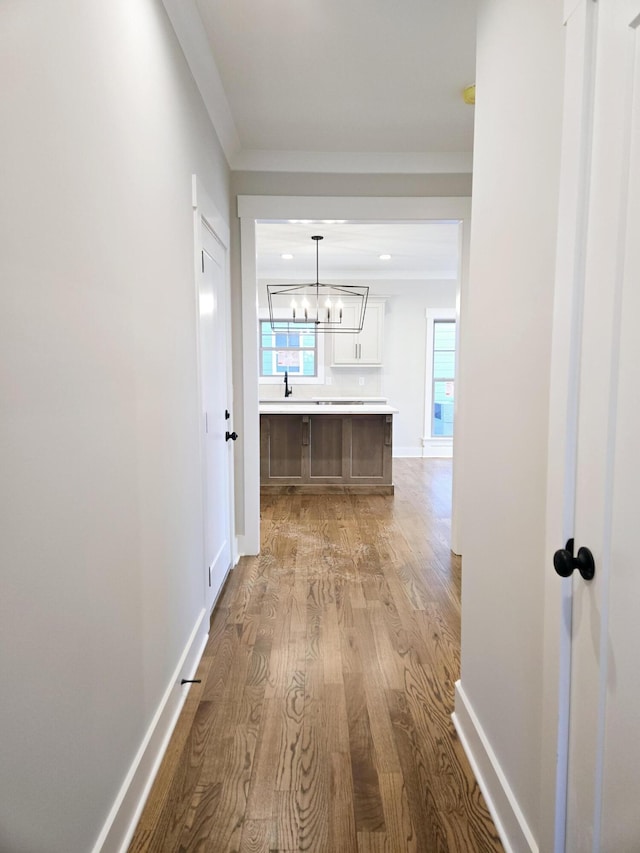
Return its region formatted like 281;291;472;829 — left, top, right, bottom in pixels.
225;431;238;442
553;538;595;580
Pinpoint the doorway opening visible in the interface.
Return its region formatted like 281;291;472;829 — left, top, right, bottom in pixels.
237;196;472;556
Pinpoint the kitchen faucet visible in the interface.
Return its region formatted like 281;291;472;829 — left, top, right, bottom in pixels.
284;370;293;397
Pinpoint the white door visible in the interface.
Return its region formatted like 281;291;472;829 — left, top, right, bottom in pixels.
199;224;232;612
559;1;640;848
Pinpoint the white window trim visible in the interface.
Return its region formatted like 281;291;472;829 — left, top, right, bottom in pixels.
258;314;326;384
422;308;456;455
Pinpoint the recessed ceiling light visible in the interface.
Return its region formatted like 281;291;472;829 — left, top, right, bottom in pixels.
379;254;392;260
281;253;294;260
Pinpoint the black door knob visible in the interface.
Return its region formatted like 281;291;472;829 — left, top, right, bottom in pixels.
225;431;238;442
553;539;595;581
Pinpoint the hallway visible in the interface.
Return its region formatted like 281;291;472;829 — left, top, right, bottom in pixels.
129;460;502;852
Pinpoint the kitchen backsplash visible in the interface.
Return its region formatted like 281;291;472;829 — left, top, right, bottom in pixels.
259;371;383;400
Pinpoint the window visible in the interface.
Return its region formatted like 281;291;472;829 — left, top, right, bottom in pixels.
431;319;456;437
259;320;324;382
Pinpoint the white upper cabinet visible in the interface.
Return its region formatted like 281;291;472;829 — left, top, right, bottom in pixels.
331;301;385;366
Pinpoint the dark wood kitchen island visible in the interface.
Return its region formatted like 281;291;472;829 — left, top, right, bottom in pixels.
259;402;398;494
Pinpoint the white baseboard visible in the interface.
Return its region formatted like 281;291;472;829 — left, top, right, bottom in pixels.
393;444;454;458
393;446;423;457
421;437;453;458
92;609;209;853
237;532;260;556
452;681;538;853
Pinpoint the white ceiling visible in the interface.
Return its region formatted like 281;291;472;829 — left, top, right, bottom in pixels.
256;221;460;281
185;0;476;171
161;1;473;276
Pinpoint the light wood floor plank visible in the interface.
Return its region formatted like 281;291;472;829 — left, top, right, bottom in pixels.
128;459;503;853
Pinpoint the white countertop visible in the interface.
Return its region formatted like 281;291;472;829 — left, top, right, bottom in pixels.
259;402;398;415
311;396;388;403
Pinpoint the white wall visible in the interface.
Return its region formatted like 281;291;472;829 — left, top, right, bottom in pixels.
257;280;456;456
381;281;456;455
454;0;564;848
0;3;230;851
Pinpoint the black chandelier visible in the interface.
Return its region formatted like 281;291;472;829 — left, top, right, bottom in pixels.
266;235;369;333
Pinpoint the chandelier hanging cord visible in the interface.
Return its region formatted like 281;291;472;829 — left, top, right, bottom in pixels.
312;235;322;324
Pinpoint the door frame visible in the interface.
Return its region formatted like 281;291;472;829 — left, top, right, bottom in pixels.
237;195;472;556
192;175;237;595
540;2;599;849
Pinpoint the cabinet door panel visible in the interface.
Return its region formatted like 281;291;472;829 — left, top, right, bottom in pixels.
262;415;303;479
351;416;385;477
332;332;358;364
332;303;360;364
358;303;384;364
309;416;344;478
331;301;384;366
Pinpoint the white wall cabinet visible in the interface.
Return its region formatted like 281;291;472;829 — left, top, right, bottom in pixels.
331;301;384;366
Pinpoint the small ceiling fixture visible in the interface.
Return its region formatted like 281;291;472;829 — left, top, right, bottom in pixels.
379;253;392;260
267;235;369;333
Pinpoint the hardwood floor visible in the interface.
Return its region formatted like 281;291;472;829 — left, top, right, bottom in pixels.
129;459;503;852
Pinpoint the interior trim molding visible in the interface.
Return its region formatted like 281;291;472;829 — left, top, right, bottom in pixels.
392;446;424;458
91;609;209;853
420;438;453;458
161;0;240;164
237;195;472;222
231;149;473;175
452;681;539;853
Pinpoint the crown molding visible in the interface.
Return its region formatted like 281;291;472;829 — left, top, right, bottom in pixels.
231;149;473;174
237;195;472;221
162;2;473;176
161;0;240;165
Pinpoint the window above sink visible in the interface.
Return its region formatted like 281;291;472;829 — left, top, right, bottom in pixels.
258;317;326;385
